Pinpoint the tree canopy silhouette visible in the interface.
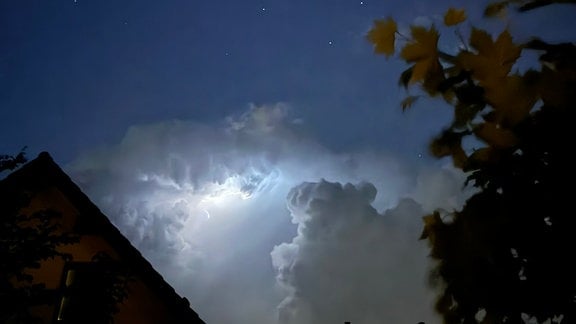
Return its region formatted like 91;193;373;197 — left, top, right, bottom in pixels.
368;2;575;323
1;152;131;323
1;151;79;323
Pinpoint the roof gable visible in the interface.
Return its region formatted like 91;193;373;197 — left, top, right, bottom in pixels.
0;152;206;323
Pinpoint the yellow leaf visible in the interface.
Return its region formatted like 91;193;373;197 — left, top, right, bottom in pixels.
367;18;397;58
444;8;467;26
538;66;572;108
422;59;445;95
484;75;537;124
469;147;493;161
494;30;521;70
401;26;439;62
469;28;493;54
484;1;508;18
465;147;499;171
457;52;492;82
412;58;437;85
400;26;440;84
457;29;521;86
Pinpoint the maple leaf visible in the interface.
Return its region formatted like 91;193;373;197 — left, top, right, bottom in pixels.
537;66;574;108
422;59;445;95
400;25;440;84
444;8;467;26
484;75;538;124
366;18;397;58
458;29;521;84
493;30;522;68
469;28;493;54
465;147;499;171
484;1;509;17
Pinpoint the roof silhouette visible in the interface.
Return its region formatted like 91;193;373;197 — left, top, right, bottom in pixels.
0;152;206;323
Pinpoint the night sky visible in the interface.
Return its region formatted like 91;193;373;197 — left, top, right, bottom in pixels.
2;1;575;323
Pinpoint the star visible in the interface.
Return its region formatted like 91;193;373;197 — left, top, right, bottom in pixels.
328;41;333;45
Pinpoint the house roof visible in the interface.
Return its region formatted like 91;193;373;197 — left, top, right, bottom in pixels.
0;152;206;323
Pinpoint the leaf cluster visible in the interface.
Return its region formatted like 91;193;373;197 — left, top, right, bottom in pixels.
60;252;134;323
368;4;576;323
91;251;134;319
484;0;576;17
0;154;80;323
0;149;27;174
1;154;133;323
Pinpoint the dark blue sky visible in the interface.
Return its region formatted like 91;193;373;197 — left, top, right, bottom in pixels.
0;0;450;164
2;1;575;165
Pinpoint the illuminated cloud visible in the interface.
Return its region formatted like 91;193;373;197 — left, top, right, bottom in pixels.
67;103;463;323
272;180;435;324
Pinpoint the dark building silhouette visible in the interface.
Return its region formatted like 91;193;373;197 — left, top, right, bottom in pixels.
0;152;206;323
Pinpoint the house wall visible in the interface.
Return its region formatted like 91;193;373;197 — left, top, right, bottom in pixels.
18;186;192;323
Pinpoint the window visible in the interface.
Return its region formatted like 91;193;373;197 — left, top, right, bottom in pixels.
55;261;130;323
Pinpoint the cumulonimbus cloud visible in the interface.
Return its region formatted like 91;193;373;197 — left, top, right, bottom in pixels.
272;180;437;324
67;103;465;323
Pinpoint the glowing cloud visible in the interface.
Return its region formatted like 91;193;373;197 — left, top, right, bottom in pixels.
67;103;465;324
272;180;436;324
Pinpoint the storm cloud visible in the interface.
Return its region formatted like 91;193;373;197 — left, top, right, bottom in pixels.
67;103;465;323
272;181;434;324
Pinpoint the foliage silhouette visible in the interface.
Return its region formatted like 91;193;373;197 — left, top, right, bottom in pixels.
484;0;576;16
1;150;79;323
368;3;575;323
0;152;131;323
58;252;133;324
0;150;27;174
